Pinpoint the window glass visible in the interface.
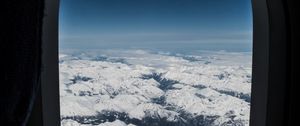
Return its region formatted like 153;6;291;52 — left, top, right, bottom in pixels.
59;0;252;125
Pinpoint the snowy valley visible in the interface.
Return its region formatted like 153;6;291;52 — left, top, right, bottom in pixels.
59;50;252;126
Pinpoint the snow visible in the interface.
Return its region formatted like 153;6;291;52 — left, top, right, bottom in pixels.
59;49;252;126
61;119;135;126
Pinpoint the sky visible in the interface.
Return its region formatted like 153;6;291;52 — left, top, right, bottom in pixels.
59;0;252;52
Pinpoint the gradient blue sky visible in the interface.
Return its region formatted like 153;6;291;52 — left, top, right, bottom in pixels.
59;0;252;52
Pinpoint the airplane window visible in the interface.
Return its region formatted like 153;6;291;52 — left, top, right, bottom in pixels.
59;0;252;125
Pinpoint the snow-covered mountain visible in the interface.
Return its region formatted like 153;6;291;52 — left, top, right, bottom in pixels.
59;49;252;126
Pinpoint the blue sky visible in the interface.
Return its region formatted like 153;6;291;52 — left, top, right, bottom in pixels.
59;0;252;52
